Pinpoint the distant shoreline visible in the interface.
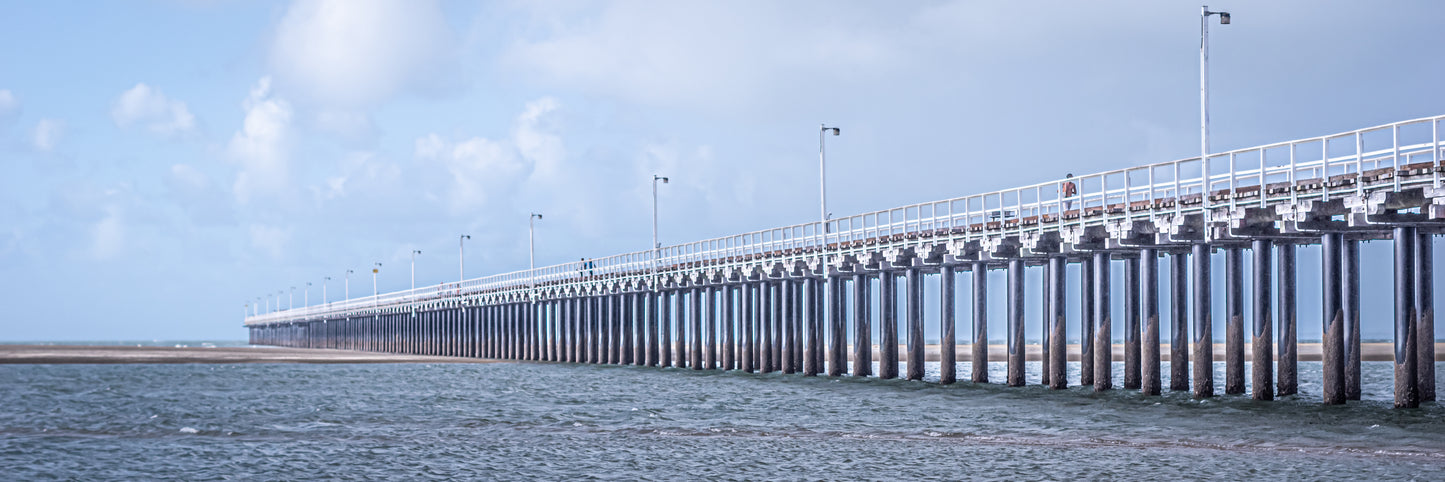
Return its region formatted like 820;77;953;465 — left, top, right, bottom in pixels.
1;343;1439;364
0;345;499;365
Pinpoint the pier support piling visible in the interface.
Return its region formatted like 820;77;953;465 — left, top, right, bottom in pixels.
1395;226;1420;408
1322;233;1346;404
940;266;957;384
907;267;925;381
972;262;988;384
1008;258;1025;387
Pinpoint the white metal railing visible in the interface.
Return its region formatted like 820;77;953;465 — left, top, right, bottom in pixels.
246;115;1445;326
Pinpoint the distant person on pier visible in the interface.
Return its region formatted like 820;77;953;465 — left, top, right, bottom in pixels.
1061;173;1078;212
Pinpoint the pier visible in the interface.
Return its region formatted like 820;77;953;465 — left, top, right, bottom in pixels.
248;115;1443;408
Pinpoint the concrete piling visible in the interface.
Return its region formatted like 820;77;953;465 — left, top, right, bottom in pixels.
1124;255;1141;390
853;273;872;377
1170;251;1189;392
1279;242;1298;397
880;270;899;379
940;266;957;385
1048;255;1067;390
1007;258;1025;387
1094;251;1112;392
1322;232;1345;404
907;267;926;381
1252;239;1273;401
1225;246;1245;395
972;261;988;384
1395;226;1420;408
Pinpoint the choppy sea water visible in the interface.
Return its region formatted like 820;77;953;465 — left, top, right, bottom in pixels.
1;358;1442;480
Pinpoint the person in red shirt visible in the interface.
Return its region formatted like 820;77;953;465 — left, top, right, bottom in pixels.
1061;173;1078;212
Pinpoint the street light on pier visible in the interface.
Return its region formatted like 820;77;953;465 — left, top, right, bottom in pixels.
323;277;331;305
1201;6;1230;208
305;282;311;308
345;269;354;300
819;124;840;246
652;175;669;282
289;287;295;310
529;213;543;273
411;249;422;291
459;234;471;283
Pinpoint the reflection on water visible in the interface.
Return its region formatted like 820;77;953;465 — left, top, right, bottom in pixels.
0;360;1441;479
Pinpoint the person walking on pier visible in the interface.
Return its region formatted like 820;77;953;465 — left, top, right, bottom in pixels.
1061;173;1078;212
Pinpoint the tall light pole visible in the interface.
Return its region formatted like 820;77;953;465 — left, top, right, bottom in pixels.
323;277;331;304
459;234;471;282
411;249;422;291
256;297;262;315
1201;6;1230;208
652;174;669;279
289;287;294;310
304;282;311;308
529;213;543;272
819;124;840;245
345;269;353;300
277;291;284;312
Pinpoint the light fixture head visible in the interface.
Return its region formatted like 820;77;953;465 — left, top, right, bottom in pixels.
829;127;841;136
1219;12;1230;24
661;177;669;184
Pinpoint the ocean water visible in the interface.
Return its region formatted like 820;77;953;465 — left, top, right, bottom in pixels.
1;359;1442;480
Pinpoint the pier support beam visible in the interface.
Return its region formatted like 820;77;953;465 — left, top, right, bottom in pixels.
761;282;774;373
1049;255;1067;390
1192;242;1213;398
1080;257;1095;387
853;273;872;377
723;286;735;370
782;280;795;374
1322;232;1346;404
1343;239;1360;400
803;277;819;376
646;291;660;367
828;275;846;376
880;270;898;379
773;280;785;372
1417;231;1435;402
1226;246;1245;395
1395;226;1420;408
1279;242;1298;396
907;267;925;381
1007;258;1025;387
675;289;687;368
742;283;755;373
1170;251;1189;392
706;286;718;370
971;262;988;383
692;287;703;370
1124;255;1142;390
1252;240;1274;400
1094;251;1112;392
940;266;957;384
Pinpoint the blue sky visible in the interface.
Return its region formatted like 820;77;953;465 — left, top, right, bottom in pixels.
1;1;1443;342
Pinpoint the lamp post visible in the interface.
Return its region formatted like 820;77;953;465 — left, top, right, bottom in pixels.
305;282;311;308
819;124;840;246
323;277;331;304
345;269;353;300
1201;6;1230;209
529;213;543;272
289;287;295;310
411;249;422;291
652;174;669;280
459;234;471;282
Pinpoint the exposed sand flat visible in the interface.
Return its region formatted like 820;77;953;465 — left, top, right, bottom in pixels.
0;345;500;365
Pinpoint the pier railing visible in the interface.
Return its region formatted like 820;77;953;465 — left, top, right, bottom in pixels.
245;115;1444;326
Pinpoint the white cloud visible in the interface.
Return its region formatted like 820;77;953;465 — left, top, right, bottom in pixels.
0;89;17;115
229;77;293;204
412;97;566;213
32;118;63;151
270;0;456;107
504;3;899;111
249;223;291;259
111;83;196;135
90;205;124;260
414;133;526;212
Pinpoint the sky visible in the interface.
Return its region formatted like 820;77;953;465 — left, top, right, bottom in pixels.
1;1;1443;342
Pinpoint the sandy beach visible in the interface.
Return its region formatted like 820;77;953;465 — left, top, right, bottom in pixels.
0;345;499;364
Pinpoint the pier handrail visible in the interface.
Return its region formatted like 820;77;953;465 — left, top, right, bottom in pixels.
246;114;1445;326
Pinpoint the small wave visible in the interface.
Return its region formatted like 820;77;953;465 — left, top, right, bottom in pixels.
179;427;199;434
